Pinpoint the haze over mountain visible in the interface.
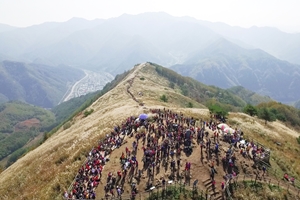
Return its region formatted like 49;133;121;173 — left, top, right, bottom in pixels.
198;21;300;65
1;12;300;104
0;24;16;33
171;38;300;103
0;61;84;108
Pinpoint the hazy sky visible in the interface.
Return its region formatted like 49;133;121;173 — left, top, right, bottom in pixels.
0;0;299;33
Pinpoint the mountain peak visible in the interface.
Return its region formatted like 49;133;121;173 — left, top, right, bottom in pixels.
0;62;298;200
66;17;88;23
207;37;241;50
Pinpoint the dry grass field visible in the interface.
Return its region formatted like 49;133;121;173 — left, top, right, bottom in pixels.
0;63;299;200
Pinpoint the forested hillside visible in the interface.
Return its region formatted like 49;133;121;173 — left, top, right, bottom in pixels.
0;101;55;165
152;62;271;112
228;86;272;105
244;101;300;130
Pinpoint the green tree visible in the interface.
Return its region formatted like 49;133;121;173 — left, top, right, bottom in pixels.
243;104;258;116
180;84;189;96
63;122;71;130
83;109;94;117
160;94;168;102
276;113;287;122
208;104;228;117
169;82;175;89
297;136;300;144
187;102;193;108
258;107;275;125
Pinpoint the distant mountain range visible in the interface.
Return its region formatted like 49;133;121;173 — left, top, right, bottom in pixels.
171;38;300;103
0;24;16;33
0;61;84;108
1;12;300;103
198;22;300;65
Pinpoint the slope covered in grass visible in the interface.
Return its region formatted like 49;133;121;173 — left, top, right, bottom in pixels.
0;63;299;200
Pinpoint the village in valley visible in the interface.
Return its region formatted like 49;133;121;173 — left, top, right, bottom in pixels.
62;70;114;103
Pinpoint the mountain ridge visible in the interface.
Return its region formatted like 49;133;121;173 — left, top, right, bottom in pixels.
1;12;300;103
0;23;16;33
0;63;297;200
1;12;300;65
199;20;300;64
171;38;300;103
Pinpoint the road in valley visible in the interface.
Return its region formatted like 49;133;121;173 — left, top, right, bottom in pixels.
59;70;114;103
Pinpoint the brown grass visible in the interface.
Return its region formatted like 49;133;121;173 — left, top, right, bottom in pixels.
229;112;300;181
0;63;299;199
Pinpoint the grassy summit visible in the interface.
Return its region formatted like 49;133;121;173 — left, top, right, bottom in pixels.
0;63;299;199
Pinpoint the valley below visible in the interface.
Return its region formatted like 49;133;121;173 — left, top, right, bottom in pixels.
60;70;114;103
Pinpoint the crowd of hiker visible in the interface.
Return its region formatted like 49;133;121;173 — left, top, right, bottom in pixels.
64;108;203;199
64;125;125;199
101;108;199;199
64;108;277;199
